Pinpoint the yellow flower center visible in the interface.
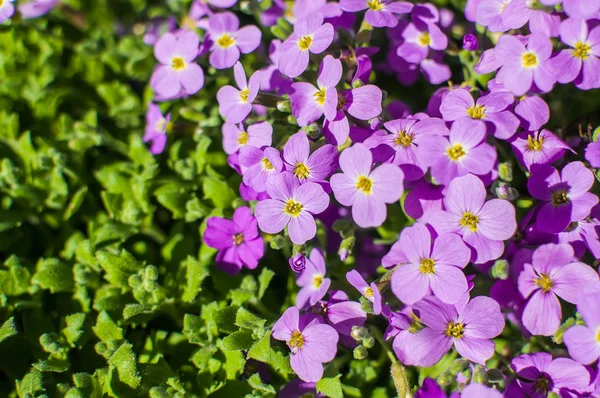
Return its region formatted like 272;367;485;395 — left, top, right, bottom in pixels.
239;87;250;103
181;15;196;31
284;199;303;217
527;134;544;151
447;144;466;162
261;157;274;171
596;327;600;343
574;41;591;60
534;273;554;292
418;32;431;47
460;212;479;232
237;131;248;145
364;287;374;299
312;274;323;288
522;52;538;68
551;190;569;206
367;0;384;10
356;176;373;195
445;322;465;339
314;88;327;106
395;131;413;147
294;163;310;180
419;258;436;274
155;119;167;133
233;233;244;245
298;35;313;51
289;330;304;349
500;0;510;11
217;33;235;49
467;105;486;120
172;57;186;71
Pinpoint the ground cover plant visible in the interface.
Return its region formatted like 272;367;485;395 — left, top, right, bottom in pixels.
1;0;600;397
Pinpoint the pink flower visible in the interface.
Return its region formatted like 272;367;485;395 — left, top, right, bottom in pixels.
207;12;261;69
217;62;260;123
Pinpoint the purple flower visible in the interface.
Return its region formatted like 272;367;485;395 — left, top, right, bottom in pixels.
412;295;505;366
514;94;550;131
150;31;204;100
551;18;600;91
217;62;260;124
363;117;449;181
222;121;273;155
278;14;334;78
289;253;307;273
272;307;339;382
511;352;590;397
239;146;283;192
586;142;600;168
339;0;413;28
389;223;471;305
397;22;448;64
282;132;338;186
518;243;598;336
502;0;561;37
564;290;600;364
0;0;14;22
402;178;445;223
440;88;520;139
414;378;447;398
255;172;329;244
527;161;598;233
295;249;331;309
462;384;502;398
346;269;383;314
418;118;497;185
320;291;367;336
548;0;600;18
475;0;509;32
494;33;556;96
463;33;479;51
18;0;58;19
429;174;517;264
510;129;572;172
290;55;342;126
206;12;261;69
144;103;171;155
203;206;265;274
330;144;404;228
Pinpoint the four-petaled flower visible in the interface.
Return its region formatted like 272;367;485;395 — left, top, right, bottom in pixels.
207;12;261;69
217;62;260;123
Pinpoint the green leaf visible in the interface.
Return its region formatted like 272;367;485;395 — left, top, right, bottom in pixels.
108;343;141;389
202;167;236;209
32;258;75;293
316;374;344;398
63;313;90;347
0;317;18;343
93;311;124;343
247;331;293;375
183;314;204;345
154;182;189;219
0;255;31;296
213;306;239;334
33;359;71;373
16;369;45;396
63;186;88;220
221;331;254;351
96;248;143;288
72;373;103;398
222;350;246;379
181;256;209;303
257;268;275;299
247;373;276;396
235;307;266;331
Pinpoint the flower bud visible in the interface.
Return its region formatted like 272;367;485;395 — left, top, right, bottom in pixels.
495;182;519;201
490;259;509;280
472;365;487;384
351;326;367;341
338;236;355;261
437;370;455;386
269;235;287;250
362;336;375;349
144;265;159;281
276;99;291;113
450;358;470;374
462;33;479;51
352;79;364;89
288;253;306;273
487;368;504;384
498;162;513;182
353;345;368;360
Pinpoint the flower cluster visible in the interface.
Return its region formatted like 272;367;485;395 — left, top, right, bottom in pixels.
138;0;600;395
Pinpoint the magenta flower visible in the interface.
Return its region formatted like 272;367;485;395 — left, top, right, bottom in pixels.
518;243;598;336
295;249;331;309
272;307;339;382
239;146;283;192
321;291;367;336
346;270;383;314
511;352;590;397
339;0;413;28
217;62;260;124
514;94;550;131
429;174;516;264
402;179;445;223
282;132;338;186
397;22;448;64
18;0;58;19
222;121;273;155
545;0;600;18
502;0;561;37
389;223;471;305
585;142;600;168
418;118;497;185
363;117;449;181
510;129;572;172
494;33;556;96
203;206;265;275
440;88;520;139
527;161;598;233
278;14;334;78
462;384;502;398
463;33;479;51
412;295;505;366
564;290;600;364
0;0;14;22
330;144;404;228
290;55;342;126
255;172;329;244
551;18;600;91
150;31;204;99
206;12;261;69
144;103;171;155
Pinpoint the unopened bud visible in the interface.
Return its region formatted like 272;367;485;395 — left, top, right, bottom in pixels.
288;253;306;273
498;162;513;182
472;365;487;384
369;117;381;130
462;33;479;51
269;235;287;250
303;123;322;140
353;345;368;360
487;368;504;384
438;370;455;386
276;100;291;113
338;236;356;261
362;336;375;349
450;358;470;374
145;265;159;281
490;259;509;280
352;79;364;89
351;326;367;341
495;182;519;201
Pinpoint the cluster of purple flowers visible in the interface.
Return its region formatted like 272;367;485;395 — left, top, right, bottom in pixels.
0;0;61;22
135;0;600;395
